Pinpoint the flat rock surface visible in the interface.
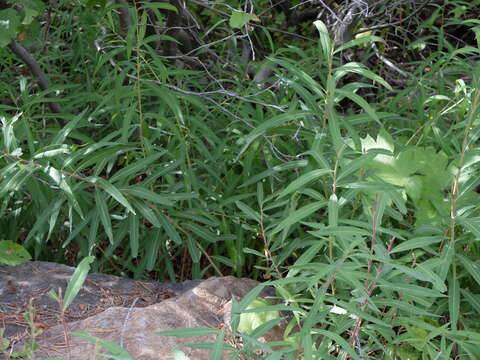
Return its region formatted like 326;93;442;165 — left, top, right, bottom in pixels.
1;261;273;359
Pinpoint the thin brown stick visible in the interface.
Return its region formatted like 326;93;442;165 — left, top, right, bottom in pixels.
354;0;432;36
7;39;65;125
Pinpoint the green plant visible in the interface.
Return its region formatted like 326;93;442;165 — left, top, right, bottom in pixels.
0;0;479;358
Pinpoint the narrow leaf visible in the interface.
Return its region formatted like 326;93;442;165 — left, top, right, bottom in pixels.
63;256;95;310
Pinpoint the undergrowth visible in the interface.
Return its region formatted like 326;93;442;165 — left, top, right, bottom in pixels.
0;0;479;359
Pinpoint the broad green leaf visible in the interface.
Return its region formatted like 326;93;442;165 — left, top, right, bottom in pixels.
336;152;376;182
238;299;280;334
229;11;253;29
88;208;100;254
75;144;132;171
22;1;44;25
0;240;31;265
63;256;95;310
145;229;161;271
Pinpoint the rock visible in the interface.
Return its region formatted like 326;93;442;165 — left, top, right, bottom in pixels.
1;261;278;359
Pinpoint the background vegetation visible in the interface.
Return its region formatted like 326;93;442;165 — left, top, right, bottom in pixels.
0;0;480;358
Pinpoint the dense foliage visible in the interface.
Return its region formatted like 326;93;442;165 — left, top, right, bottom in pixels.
1;0;480;359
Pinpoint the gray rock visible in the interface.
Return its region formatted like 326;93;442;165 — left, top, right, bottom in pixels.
1;262;279;359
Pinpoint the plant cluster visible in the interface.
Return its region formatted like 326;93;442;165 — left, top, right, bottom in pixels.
0;0;479;359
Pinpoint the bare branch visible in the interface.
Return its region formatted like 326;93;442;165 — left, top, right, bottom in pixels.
7;39;65;125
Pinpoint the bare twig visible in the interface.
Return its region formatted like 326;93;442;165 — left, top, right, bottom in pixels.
354;0;432;36
7;39;65;124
